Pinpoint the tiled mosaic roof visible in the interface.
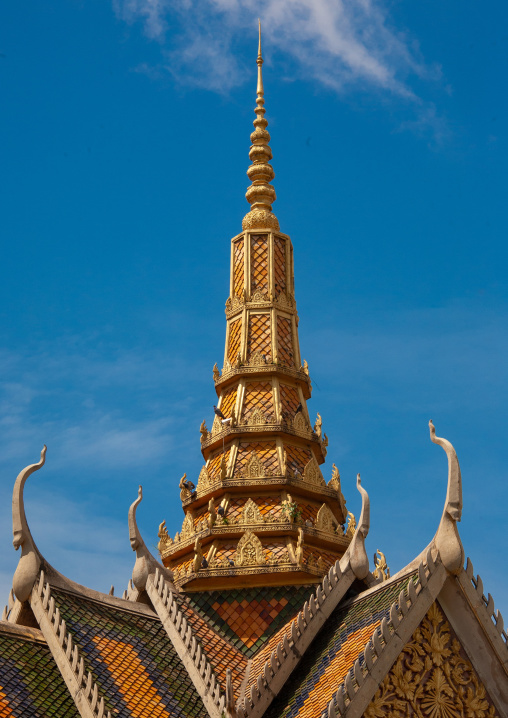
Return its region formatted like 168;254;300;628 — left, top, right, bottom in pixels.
265;573;417;718
186;585;316;659
179;597;248;695
50;589;206;718
0;625;79;717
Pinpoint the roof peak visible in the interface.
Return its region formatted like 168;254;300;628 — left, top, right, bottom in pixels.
242;22;279;231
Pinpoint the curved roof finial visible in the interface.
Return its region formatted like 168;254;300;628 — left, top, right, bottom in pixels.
12;446;47;602
242;20;279;231
429;420;464;574
347;473;370;580
129;485;173;593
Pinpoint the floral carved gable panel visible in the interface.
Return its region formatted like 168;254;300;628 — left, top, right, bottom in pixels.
364;601;500;718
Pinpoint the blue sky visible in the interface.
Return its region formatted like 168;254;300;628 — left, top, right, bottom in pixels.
1;1;506;617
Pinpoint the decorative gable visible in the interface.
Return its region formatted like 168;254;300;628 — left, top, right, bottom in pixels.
364;601;501;718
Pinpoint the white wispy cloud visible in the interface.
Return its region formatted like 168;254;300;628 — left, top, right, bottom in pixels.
113;0;440;99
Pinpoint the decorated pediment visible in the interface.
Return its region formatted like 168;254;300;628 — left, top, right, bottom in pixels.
365;602;501;718
315;503;336;534
293;412;308;433
249;407;267;425
243;450;266;478
234;530;265;567
197;465;211;492
303;456;326;487
181;513;195;540
249;351;266;366
241;498;265;525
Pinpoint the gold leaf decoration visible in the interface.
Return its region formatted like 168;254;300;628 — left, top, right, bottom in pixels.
364;602;500;718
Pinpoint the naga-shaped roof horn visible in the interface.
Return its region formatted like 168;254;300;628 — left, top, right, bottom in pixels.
129;485;173;593
12;446;46;602
429;420;464;574
346;473;370;580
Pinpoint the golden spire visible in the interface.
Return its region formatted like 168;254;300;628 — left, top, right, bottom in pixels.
242;21;280;231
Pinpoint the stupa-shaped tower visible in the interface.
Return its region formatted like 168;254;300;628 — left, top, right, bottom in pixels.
158;27;352;591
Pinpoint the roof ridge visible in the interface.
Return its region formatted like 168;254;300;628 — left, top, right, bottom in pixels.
236;474;371;718
30;570;112;718
462;556;507;653
237;555;356;718
322;547;447;717
146;567;226;717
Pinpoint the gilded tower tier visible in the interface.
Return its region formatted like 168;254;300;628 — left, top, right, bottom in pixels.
158;26;353;590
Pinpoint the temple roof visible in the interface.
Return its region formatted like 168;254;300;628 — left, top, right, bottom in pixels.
1;28;506;718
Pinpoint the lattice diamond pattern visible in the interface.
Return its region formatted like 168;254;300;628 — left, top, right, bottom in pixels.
207;448;231;482
285;445;313;474
250;235;269;293
179;602;247;696
247;314;271;361
277;316;294;367
242;381;274;423
234;442;280;475
227;319;242;363
274;236;286;294
279;384;300;418
187;586;314;658
233;241;244;297
219;386;237;418
225;496;280;523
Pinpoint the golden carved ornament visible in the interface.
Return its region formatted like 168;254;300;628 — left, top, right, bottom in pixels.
293;411;308;433
242;209;279;231
373;549;391;582
197;465;211;492
328;463;347;517
199;420;208;444
213;363;220;381
157;520;172;555
181;513;195;540
345;510;356;538
242;450;266;478
249;351;266;366
211;415;222;436
315;503;336;535
241;498;265;525
179;473;193;502
249;406;267;425
234;530;265;567
314;412;323;439
295;527;304;566
251;289;269;303
220;454;228;480
192;537;203;573
303;456;326;487
365;602;499;718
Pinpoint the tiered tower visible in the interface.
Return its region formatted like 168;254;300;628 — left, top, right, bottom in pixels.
158;26;352;591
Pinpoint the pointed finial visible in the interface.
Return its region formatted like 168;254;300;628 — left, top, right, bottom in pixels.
12;446;46;602
129;485;173;592
242;22;279;231
346;474;370;580
429;420;464;574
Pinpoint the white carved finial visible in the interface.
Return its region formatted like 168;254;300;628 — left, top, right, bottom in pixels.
12;446;47;602
429;420;464;574
129;485;173;592
346;474;370;580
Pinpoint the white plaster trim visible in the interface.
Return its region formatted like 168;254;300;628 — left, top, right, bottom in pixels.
30;572;111;718
236;557;356;718
321;549;447;718
462;557;507;654
146;569;225;718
